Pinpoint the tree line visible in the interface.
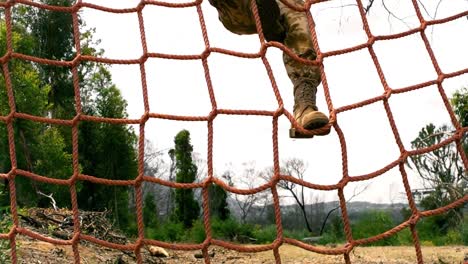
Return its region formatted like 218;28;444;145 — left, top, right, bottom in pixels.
0;0;137;230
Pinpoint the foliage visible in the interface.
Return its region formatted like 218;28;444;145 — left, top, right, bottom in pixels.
0;18;74;207
451;87;467;127
143;208;466;246
351;210;399;246
143;193;158;229
462;215;468;245
76;87;138;230
159;221;185;242
172;130;200;228
211;217;253;241
27;0;76;118
209;183;230;221
0;211;12;263
0;1;138;232
185;219;206;243
408;88;467;235
395;228;413;246
319;214;345;244
416;213;466;246
252;224;277;243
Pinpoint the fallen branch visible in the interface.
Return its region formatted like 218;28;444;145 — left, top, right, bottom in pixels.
37;191;58;211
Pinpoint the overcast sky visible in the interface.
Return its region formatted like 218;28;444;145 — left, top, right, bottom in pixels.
81;0;467;204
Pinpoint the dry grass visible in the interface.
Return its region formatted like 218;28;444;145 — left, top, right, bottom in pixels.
9;237;467;264
253;245;467;264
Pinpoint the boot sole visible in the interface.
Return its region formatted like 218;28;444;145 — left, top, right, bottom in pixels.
289;126;331;138
290;116;331;138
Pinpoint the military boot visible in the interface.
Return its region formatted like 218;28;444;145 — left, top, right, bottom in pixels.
292;78;330;137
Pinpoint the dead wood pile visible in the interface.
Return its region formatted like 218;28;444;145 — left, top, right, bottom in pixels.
18;208;127;244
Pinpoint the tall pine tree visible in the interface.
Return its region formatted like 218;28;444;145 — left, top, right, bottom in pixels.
208;183;230;220
172;130;200;228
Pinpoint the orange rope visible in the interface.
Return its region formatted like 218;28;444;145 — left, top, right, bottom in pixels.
0;0;467;263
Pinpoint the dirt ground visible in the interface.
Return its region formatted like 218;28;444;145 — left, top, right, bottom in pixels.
5;236;467;264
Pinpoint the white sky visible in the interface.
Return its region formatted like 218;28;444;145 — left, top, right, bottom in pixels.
80;0;468;204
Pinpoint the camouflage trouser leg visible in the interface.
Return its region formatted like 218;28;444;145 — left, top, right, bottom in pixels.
277;0;321;93
209;0;321;103
208;0;257;35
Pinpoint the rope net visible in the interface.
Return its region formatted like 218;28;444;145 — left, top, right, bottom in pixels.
0;0;467;263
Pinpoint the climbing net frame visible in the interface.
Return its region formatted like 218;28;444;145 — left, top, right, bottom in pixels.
0;0;467;263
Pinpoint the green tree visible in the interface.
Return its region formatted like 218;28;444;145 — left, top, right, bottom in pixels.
1;2;138;232
0;19;74;208
208;183;230;220
408;88;467;233
143;193;158;228
77;66;138;229
26;0;76;119
172;130;200;228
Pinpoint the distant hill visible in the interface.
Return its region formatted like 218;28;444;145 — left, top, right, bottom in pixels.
228;198;409;225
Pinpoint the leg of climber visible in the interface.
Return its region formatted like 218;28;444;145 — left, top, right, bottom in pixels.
208;0;286;41
208;0;329;137
277;0;330;137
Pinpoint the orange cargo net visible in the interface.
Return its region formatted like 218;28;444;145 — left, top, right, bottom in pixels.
0;0;467;264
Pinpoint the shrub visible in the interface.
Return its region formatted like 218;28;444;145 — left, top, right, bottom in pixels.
253;225;277;244
159;221;185;242
211;218;237;240
352;210;398;246
440;229;463;245
462;217;468;246
416;217;441;242
396;228;413;246
0;214;12;263
420;240;435;246
184;220;206;243
284;228;312;241
209;218;257;243
143;193;158;228
318;233;337;245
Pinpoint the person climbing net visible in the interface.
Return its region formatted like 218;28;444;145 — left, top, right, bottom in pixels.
209;0;330;138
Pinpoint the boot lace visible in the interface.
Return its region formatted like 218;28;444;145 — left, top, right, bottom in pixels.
294;78;317;108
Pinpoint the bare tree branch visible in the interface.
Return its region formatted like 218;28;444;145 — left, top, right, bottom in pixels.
225;162;270;223
319;183;371;235
416;0;432;18
364;0;376;14
430;0;444;42
382;0;412;30
37;191;58;211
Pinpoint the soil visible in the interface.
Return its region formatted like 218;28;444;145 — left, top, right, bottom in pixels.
5;237;467;264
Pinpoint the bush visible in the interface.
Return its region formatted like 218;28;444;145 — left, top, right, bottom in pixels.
184;220;206;243
148;221;185;242
352;210;398;246
462;217;468;246
284;228;312;241
211;218;254;241
252;225;277;244
0;214;12;263
396;228;413;246
416;217;441;242
318;233;342;245
440;229;463;245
